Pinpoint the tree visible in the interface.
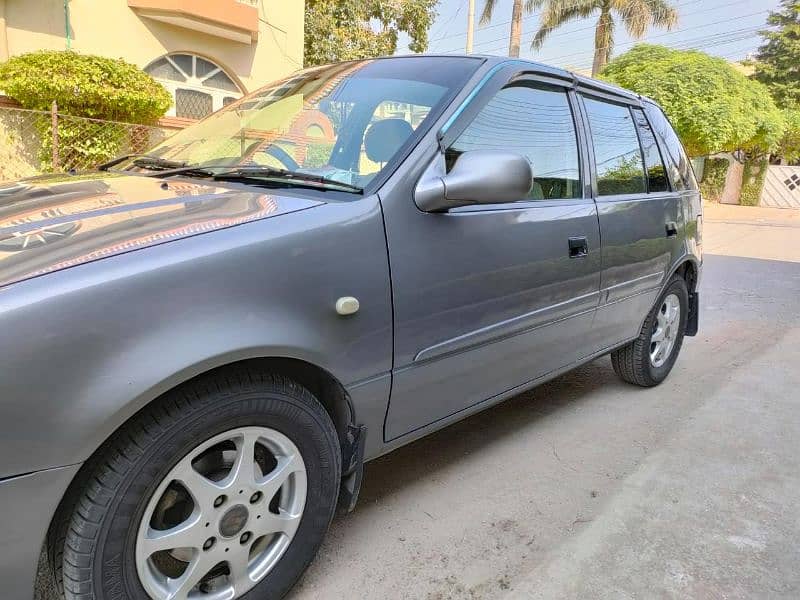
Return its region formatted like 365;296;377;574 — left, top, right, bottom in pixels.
751;0;800;108
527;0;678;76
602;44;785;157
778;108;800;163
304;0;438;67
480;0;527;57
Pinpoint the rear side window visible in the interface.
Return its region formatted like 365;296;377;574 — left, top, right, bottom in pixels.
643;103;698;191
632;108;670;193
447;83;581;200
582;97;646;196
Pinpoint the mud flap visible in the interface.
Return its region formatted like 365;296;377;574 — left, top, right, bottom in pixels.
686;292;699;336
338;424;366;513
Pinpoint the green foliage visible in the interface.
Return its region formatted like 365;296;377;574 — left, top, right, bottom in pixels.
304;0;438;66
0;50;171;123
39;119;127;172
751;0;800;108
740;158;768;206
778;107;800;162
698;158;729;202
0;51;171;172
305;142;335;169
602;44;786;157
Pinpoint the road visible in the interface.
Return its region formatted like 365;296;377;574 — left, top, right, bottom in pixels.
36;204;800;599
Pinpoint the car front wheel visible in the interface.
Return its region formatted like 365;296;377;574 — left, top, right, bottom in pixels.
49;369;341;600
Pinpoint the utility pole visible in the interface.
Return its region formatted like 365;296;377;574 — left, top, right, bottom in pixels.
466;0;475;54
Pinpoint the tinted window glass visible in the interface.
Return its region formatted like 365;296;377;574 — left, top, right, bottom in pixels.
583;97;646;196
447;83;581;200
632;108;670;192
643;103;698;191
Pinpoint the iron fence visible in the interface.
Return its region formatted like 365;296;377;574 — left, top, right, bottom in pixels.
0;103;176;182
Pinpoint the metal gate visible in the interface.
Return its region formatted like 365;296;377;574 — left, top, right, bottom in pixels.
760;166;800;209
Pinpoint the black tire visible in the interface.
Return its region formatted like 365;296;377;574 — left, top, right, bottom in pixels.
48;368;341;600
611;275;689;387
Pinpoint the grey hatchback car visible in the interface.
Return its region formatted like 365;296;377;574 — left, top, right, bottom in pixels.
0;55;701;600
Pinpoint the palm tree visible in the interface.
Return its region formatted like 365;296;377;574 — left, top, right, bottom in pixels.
480;0;528;58
530;0;678;76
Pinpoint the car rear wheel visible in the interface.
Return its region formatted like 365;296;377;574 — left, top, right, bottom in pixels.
611;275;689;387
49;368;341;600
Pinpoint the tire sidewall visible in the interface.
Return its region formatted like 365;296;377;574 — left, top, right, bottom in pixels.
82;386;339;600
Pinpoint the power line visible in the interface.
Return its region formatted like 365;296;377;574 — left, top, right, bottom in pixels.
433;0;706;52
453;11;769;70
542;9;769;65
432;0;701;44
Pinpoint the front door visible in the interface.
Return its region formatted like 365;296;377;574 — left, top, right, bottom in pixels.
382;72;602;441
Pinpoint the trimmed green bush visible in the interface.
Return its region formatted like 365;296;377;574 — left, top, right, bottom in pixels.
740;159;768;207
699;158;729;202
0;50;171;122
0;51;172;171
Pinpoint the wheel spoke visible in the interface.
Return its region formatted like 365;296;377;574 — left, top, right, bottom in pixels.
228;549;253;595
140;516;205;557
225;430;260;490
167;553;216;600
651;327;666;343
256;453;303;502
175;466;226;508
254;508;302;538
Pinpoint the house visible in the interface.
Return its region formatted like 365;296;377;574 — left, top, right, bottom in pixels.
0;0;304;120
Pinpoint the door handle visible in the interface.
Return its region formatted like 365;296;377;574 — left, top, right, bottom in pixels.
568;236;589;258
666;221;678;238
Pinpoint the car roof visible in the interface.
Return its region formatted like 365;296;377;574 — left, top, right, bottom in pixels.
379;53;648;105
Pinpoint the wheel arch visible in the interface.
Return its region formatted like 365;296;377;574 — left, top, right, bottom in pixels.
671;257;699;294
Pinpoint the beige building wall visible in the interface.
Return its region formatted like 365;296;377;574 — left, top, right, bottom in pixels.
0;0;304;95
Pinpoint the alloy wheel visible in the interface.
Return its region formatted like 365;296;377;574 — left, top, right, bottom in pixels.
135;426;307;600
650;293;681;368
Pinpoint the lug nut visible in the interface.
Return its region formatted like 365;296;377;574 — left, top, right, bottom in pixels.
203;537;216;551
214;495;227;508
240;532;252;544
249;492;262;504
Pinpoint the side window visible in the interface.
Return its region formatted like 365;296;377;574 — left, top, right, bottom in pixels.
632;108;670;192
447;83;581;200
582;97;646;196
643;103;699;191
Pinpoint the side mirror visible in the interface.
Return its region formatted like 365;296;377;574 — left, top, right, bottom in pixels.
415;150;533;212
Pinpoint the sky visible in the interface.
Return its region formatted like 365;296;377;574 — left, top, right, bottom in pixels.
396;0;782;72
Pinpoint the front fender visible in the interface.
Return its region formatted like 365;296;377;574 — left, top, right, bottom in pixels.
0;197;392;477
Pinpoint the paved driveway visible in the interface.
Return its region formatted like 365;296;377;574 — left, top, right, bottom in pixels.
287;204;800;599
36;205;800;599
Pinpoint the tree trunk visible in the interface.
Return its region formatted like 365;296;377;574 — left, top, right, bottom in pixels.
592;4;613;76
508;0;522;58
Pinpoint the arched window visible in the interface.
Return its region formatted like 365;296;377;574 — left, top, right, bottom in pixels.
145;53;243;120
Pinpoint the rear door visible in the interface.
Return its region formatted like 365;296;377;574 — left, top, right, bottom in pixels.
381;69;602;441
577;91;682;350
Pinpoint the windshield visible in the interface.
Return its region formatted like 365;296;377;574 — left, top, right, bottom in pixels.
126;57;482;191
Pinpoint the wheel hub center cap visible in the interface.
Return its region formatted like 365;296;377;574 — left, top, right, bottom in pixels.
219;504;249;538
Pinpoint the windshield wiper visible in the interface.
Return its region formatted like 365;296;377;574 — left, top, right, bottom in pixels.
210;167;363;193
98;154;188;172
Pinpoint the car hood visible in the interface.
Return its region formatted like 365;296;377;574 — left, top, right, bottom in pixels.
0;173;323;290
